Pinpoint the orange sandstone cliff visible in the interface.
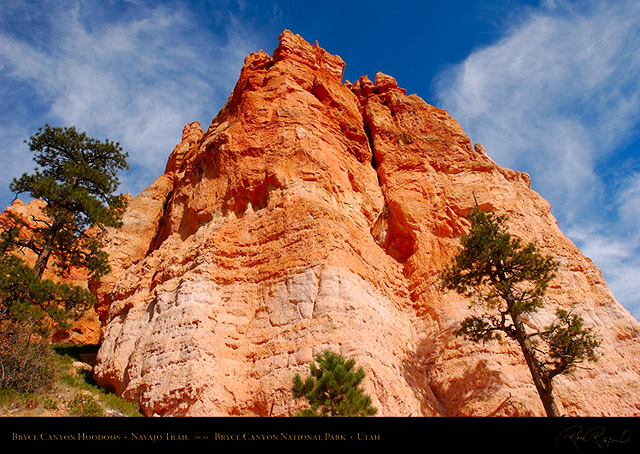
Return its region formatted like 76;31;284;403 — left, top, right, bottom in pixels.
84;30;639;416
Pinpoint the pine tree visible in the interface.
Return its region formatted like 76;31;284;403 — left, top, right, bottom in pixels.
440;207;601;417
6;124;129;278
0;255;94;331
1;124;128;332
292;350;378;417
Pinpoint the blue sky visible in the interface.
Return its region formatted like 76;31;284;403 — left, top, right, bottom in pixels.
1;0;639;320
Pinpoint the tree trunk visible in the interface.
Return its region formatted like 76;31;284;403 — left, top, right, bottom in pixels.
33;243;52;279
511;311;562;417
33;219;61;279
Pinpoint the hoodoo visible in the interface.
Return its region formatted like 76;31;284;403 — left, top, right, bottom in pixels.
82;30;639;416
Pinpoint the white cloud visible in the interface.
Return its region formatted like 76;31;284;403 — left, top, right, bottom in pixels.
618;173;640;227
434;0;640;319
0;0;262;204
568;215;640;319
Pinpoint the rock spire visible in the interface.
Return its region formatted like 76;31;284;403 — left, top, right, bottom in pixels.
83;30;640;416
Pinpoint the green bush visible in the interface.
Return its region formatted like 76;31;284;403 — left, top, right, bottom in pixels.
0;388;22;408
103;393;142;417
68;393;104;417
42;396;58;410
292;350;378;417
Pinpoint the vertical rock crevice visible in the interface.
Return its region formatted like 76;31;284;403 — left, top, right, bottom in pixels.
356;75;417;264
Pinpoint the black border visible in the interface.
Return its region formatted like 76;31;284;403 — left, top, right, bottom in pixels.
2;416;638;449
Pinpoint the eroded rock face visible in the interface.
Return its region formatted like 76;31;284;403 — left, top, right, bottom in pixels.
91;30;640;416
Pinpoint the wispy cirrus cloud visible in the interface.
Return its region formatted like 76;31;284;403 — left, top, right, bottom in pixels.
0;0;264;205
434;0;640;319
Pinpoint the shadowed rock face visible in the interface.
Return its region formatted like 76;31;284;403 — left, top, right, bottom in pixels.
87;30;640;416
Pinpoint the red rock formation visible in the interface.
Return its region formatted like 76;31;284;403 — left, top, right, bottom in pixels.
89;30;640;416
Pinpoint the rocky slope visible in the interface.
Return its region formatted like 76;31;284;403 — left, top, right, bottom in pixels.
72;30;640;416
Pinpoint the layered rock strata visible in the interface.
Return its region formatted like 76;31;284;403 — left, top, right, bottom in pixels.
89;30;640;416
